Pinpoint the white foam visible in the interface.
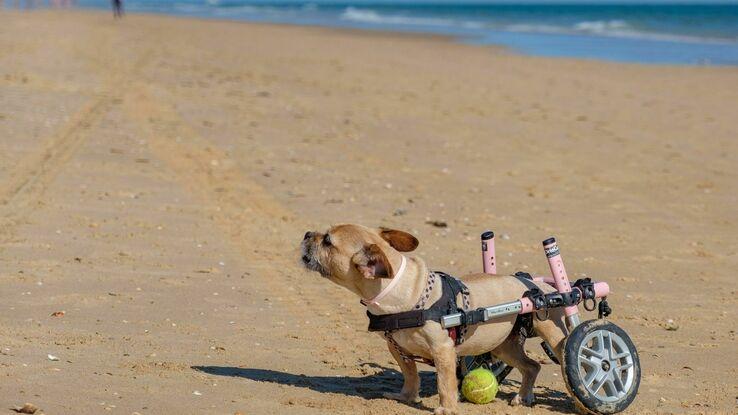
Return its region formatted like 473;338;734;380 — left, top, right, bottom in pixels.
341;7;461;28
502;20;734;45
163;3;738;47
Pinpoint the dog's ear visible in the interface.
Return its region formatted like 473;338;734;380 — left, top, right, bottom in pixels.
378;227;419;252
351;244;395;279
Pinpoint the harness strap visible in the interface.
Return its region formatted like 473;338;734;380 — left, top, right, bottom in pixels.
371;271;471;365
384;331;435;366
367;273;468;332
368;309;427;332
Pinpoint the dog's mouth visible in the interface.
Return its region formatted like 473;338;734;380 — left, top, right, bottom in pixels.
301;241;329;277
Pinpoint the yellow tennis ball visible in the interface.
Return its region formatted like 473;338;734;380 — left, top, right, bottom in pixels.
461;367;498;404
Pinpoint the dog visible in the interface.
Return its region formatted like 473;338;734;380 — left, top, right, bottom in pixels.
301;224;568;415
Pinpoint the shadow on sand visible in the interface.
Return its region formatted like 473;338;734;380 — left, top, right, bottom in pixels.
193;363;573;413
499;378;573;413
193;363;435;410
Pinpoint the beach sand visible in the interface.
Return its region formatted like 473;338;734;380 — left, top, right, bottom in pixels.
0;8;736;414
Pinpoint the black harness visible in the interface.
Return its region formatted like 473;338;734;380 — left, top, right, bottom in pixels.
366;270;570;366
366;272;469;339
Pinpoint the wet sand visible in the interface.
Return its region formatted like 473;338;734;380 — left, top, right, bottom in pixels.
0;8;737;415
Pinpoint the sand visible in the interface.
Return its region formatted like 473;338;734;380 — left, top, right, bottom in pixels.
0;8;736;415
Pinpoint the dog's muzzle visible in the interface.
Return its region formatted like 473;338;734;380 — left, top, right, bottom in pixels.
301;232;315;264
300;235;327;276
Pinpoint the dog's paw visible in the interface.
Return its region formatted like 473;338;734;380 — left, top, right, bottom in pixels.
434;406;458;415
382;392;420;404
509;393;535;407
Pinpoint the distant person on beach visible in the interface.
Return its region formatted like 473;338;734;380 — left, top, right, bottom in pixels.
112;0;123;18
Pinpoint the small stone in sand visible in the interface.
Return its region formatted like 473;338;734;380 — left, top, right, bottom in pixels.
662;319;679;331
50;311;65;317
13;403;38;414
426;220;447;228
47;354;59;361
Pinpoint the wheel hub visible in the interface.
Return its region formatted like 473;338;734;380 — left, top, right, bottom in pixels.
576;328;635;402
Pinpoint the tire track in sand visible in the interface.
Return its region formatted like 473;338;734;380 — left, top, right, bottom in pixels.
0;95;112;242
0;50;153;244
121;82;366;325
122;83;428;415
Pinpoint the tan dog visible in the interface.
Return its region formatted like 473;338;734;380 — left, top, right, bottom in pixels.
301;224;568;415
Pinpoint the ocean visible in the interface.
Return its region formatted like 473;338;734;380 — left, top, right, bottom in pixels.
73;1;738;65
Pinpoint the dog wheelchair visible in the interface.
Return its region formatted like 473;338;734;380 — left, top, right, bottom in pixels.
451;231;640;414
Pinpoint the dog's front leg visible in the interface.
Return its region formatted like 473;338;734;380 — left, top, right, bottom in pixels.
431;341;459;415
384;340;421;403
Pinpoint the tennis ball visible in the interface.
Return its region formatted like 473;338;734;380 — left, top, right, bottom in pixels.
461;367;498;404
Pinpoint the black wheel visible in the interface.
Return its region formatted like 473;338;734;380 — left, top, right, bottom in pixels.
457;352;513;383
562;320;640;414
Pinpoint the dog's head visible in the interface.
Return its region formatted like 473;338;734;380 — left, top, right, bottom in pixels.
300;224;419;291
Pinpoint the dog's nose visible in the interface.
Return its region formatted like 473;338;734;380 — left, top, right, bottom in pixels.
304;231;314;241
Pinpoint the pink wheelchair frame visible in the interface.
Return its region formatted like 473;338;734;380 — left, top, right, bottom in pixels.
448;230;640;415
483;232;608;329
441;232;609;330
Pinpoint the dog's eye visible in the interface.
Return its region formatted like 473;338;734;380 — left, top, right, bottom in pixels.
322;234;332;247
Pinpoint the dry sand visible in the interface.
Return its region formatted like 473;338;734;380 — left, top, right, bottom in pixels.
0;8;737;415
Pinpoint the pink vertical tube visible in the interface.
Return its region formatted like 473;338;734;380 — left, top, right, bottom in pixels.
543;237;580;322
481;231;496;274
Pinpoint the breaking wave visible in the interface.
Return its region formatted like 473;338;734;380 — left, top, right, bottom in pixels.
340;8;734;45
340;7;473;29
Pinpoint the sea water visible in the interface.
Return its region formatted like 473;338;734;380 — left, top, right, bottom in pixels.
72;1;738;65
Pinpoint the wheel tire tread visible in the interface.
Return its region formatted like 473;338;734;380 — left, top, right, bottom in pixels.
562;320;640;415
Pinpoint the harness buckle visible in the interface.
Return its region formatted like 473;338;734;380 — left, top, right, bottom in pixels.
572;278;596;300
464;308;486;326
524;288;547;310
524;288;550;321
598;297;612;318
